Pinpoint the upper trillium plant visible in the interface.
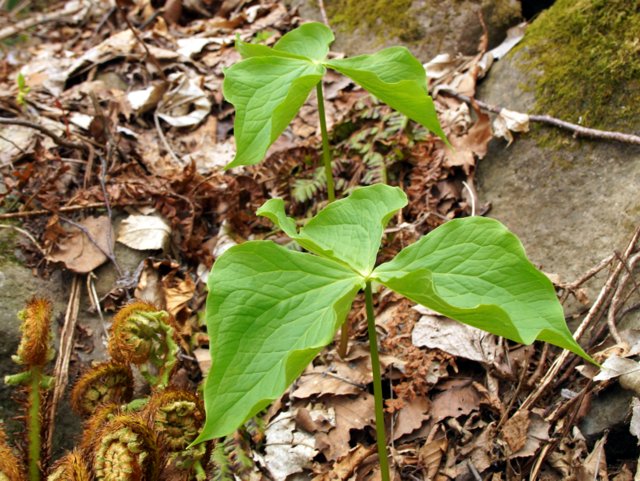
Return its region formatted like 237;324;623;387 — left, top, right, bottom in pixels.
221;21;446;200
195;184;591;443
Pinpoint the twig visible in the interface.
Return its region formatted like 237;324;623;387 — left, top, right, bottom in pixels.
518;225;640;411
0;0;86;40
607;252;640;344
0;117;86;151
93;5;116;36
0;223;45;255
0;132;27;161
559;254;616;303
154;113;181;164
439;89;640;146
461;180;476;216
0;201;149;220
467;460;482;481
45;274;82;459
317;0;330;27
116;4;167;81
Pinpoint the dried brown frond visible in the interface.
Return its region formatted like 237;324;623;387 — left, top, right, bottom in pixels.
46;450;90;481
0;424;27;481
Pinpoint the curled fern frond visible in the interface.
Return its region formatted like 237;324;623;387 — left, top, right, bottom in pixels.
144;390;204;452
144;390;206;477
92;414;160;481
46;450;90;481
71;362;134;417
14;298;53;367
108;301;179;388
79;404;120;455
0;424;27;481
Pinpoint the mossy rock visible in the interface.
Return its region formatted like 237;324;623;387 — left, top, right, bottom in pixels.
476;0;640;291
286;0;522;60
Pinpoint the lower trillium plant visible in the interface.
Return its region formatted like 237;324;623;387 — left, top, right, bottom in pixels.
194;183;593;481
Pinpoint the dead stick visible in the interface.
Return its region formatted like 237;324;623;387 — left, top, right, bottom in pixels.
519;225;640;411
0;1;85;40
0;117;86;151
0;201;149;220
440;89;640;146
116;5;167;81
45;274;82;459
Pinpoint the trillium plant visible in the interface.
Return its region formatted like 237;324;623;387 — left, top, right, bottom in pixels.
195;185;593;477
220;21;446;200
194;22;593;481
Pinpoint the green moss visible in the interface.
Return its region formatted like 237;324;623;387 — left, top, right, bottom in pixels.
326;0;424;44
516;0;640;131
0;229;19;265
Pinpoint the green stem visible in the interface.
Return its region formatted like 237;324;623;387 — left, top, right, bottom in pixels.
364;281;391;481
28;367;42;481
316;82;335;203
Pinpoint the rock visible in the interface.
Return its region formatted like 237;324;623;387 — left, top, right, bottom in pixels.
475;0;640;287
0;235;68;439
286;0;522;60
0;220;156;458
579;385;633;441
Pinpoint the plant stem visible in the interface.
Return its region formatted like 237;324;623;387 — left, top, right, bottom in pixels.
316;82;335;203
364;281;391;481
28;367;42;481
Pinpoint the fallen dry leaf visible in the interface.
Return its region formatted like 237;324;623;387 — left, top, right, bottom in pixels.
508;410;550;459
312;445;376;481
117;214;171;251
316;392;375;461
156;72;211;128
492;108;530;145
418;436;447;479
576;435;608;481
430;379;485;423
500;409;530;456
392;396;430;440
264;411;318;481
291;357;371;400
47;216;112;273
412;310;501;364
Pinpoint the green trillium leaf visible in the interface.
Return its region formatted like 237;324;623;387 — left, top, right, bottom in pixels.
258;184;407;275
223;57;324;168
372;217;592;360
326;48;447;142
224;22;446;169
274;22;334;61
236;39;305;60
195;241;362;442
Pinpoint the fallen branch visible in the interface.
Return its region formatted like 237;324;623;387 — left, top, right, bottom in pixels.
0;117;87;151
0;201;149;220
518;225;640;412
0;1;87;41
440;89;640;146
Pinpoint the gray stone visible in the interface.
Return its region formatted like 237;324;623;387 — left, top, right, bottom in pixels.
579;385;633;441
0;248;68;439
286;0;522;61
475;45;640;288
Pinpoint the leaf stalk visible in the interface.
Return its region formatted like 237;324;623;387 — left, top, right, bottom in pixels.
316;82;336;203
364;281;391;481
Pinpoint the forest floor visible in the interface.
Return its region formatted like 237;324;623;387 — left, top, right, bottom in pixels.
0;1;639;480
